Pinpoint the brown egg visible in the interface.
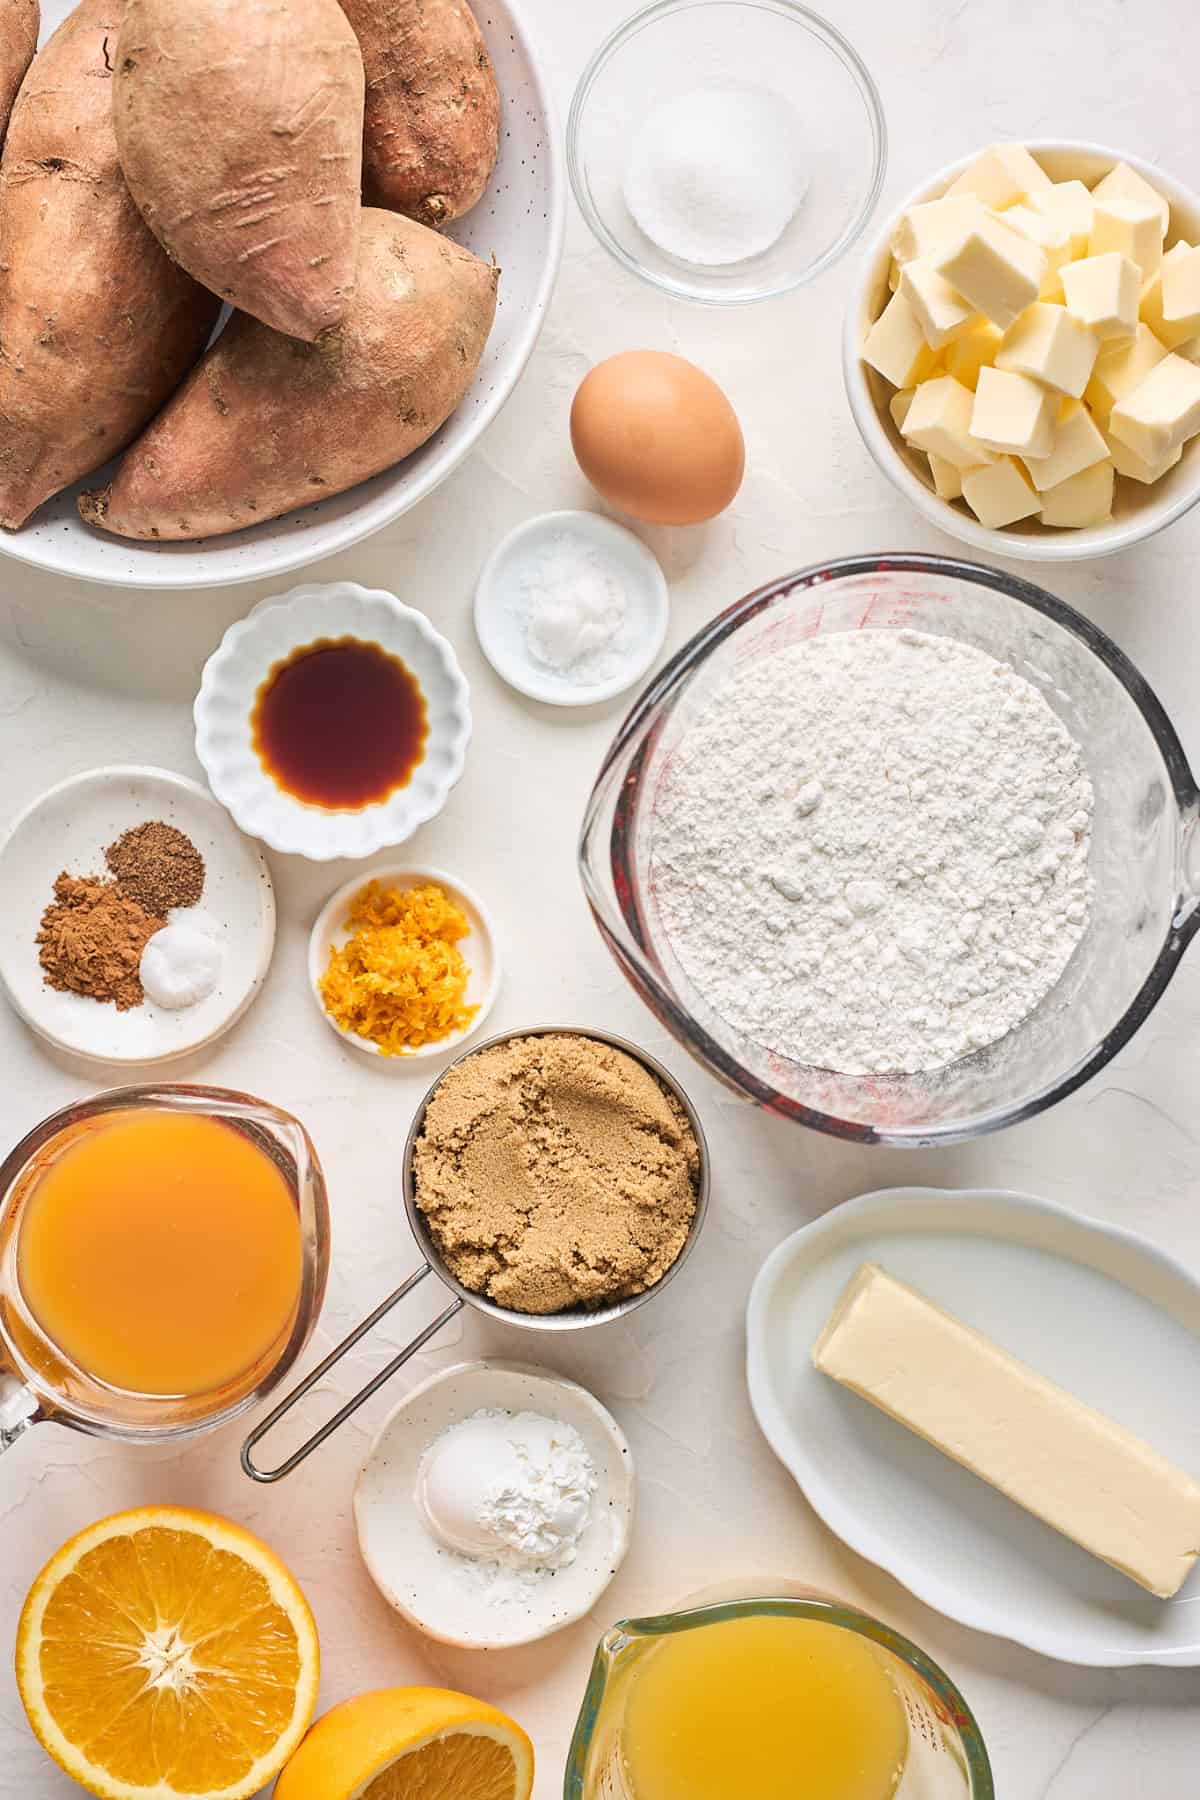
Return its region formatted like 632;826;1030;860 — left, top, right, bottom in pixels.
570;350;745;526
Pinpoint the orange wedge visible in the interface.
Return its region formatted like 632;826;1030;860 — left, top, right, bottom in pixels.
275;1687;534;1800
15;1505;319;1800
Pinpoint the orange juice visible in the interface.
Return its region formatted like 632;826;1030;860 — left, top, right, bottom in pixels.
15;1109;302;1397
620;1615;907;1800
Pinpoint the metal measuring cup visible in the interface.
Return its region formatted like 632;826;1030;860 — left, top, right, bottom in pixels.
241;1025;711;1482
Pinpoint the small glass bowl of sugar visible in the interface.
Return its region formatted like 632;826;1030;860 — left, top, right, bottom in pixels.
568;0;886;305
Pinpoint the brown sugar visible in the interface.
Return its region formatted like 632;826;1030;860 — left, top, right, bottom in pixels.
413;1033;701;1315
37;875;165;1011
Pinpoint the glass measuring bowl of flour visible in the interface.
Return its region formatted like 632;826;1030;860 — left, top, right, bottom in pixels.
580;554;1200;1145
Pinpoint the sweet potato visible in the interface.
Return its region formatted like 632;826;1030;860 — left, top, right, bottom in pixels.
0;0;221;531
113;0;365;343
0;0;38;148
80;209;499;540
340;0;499;227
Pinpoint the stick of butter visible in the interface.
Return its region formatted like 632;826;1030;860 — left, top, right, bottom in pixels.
812;1263;1200;1599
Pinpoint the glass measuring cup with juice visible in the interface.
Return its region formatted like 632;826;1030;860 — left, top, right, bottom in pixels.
0;1086;328;1450
566;1595;993;1800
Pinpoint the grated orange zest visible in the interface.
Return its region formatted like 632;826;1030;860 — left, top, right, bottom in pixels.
319;881;477;1055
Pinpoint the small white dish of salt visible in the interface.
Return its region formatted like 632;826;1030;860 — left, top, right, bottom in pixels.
474;510;668;706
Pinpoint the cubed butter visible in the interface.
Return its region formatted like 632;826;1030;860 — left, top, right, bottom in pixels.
903;374;989;469
971;365;1058;457
943;319;1004;390
1102;421;1183;484
862;291;939;388
995;301;1099;397
1002;204;1073;297
888;257;901;292
899;258;977;348
889;387;915;432
1089;196;1164;284
961;457;1041;527
1029;180;1094;258
927;452;966;499
1091;160;1170;231
812;1263;1200;1599
937;214;1047;331
1060;253;1140;341
1139;242;1198;350
1162;243;1200;325
1109;352;1200;463
1022;398;1109;491
1086;321;1169;420
946;142;1052;209
891;194;986;265
1039;459;1115;527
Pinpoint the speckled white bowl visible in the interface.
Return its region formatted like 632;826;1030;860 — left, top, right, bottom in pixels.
844;140;1200;561
354;1360;635;1649
194;583;471;861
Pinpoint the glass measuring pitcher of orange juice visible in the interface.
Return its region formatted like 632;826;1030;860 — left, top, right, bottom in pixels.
566;1593;993;1800
0;1085;328;1452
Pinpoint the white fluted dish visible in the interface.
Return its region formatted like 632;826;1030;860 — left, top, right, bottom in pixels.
194;583;471;861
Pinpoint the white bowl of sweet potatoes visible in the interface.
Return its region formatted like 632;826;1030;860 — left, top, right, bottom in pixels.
0;0;564;589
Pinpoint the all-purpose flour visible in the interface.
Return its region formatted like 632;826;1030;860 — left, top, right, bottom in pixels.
651;629;1094;1076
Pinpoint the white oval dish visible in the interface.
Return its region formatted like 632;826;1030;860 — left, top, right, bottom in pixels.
746;1186;1200;1668
844;141;1200;561
355;1359;635;1648
474;511;669;706
4;0;565;591
194;583;471;861
0;766;275;1064
307;864;500;1061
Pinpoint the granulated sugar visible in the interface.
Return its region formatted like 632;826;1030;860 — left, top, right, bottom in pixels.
650;629;1094;1076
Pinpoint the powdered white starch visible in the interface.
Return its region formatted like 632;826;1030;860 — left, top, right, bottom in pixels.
651;629;1093;1076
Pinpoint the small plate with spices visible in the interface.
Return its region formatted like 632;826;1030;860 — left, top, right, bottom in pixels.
354;1359;636;1649
474;510;669;706
0;765;275;1064
308;864;500;1061
194;582;472;860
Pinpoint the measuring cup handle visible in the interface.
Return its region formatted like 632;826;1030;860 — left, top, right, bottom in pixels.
240;1262;465;1483
0;1369;40;1455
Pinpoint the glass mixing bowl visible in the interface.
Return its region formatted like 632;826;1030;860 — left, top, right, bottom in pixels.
579;555;1200;1146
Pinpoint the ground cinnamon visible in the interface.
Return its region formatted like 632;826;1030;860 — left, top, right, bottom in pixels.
37;875;165;1011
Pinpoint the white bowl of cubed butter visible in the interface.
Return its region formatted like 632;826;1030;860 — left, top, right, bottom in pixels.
845;141;1200;559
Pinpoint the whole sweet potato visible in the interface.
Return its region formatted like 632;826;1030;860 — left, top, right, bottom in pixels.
0;0;221;532
114;0;365;342
0;0;38;148
80;209;499;540
340;0;499;227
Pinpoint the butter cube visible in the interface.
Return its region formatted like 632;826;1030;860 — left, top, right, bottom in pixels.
995;302;1099;398
1002;204;1073;297
889;387;914;432
962;457;1041;527
1086;322;1169;420
936;215;1046;330
1162;244;1200;325
887;257;901;292
903;374;988;469
1023;399;1109;491
1091;160;1170;231
1060;253;1139;341
1089;197;1164;284
1039;459;1114;528
1109;353;1200;462
971;366;1058;457
943;320;1004;390
1101;421;1184;484
891;195;986;265
1029;180;1094;257
1139;243;1198;349
947;142;1051;210
927;452;966;500
899;258;977;348
862;292;939;388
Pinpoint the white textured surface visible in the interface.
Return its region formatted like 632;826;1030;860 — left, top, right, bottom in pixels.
2;1;1200;1795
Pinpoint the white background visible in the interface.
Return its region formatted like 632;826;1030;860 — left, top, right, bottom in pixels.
3;0;1200;1794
